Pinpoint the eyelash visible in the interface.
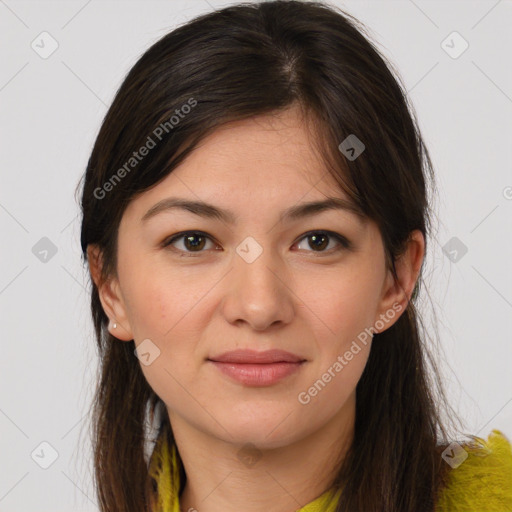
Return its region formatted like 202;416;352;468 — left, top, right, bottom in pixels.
162;230;352;257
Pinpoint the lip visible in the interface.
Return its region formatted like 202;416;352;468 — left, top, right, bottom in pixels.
208;349;305;364
207;349;306;387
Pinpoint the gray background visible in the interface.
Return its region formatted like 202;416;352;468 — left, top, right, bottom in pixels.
1;0;511;510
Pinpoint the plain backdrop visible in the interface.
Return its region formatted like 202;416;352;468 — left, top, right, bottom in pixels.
1;0;511;510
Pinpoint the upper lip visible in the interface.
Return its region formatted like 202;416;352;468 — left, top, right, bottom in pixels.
208;349;305;364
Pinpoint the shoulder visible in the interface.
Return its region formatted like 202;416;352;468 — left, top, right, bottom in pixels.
436;429;512;512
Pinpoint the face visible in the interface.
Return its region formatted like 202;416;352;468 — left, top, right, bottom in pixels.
93;105;416;450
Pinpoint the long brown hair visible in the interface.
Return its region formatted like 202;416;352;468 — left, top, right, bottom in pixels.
77;1;466;510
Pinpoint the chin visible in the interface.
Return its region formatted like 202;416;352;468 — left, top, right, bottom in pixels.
214;407;306;450
226;428;299;451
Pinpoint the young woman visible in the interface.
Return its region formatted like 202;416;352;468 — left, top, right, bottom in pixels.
78;1;512;511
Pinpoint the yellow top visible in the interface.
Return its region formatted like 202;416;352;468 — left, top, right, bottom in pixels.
147;428;512;511
436;429;512;511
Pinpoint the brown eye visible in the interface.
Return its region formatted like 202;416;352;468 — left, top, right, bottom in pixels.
295;231;351;253
163;231;217;254
307;233;329;251
182;233;206;251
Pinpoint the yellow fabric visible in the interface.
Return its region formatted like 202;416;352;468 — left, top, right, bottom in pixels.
147;429;512;511
436;429;512;511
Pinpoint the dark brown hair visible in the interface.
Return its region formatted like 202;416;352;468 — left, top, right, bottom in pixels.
77;1;465;510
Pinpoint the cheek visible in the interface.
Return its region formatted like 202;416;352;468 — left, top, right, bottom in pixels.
291;261;381;413
119;254;211;340
118;261;212;393
296;262;383;350
285;329;370;446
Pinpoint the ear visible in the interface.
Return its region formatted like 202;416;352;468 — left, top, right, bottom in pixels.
374;230;425;333
87;244;134;341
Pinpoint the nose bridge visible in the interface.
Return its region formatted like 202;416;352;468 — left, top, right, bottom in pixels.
222;235;294;329
235;235;283;299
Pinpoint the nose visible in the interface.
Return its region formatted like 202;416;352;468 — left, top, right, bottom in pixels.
220;245;295;331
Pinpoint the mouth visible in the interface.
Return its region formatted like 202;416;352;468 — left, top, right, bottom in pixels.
207;349;306;387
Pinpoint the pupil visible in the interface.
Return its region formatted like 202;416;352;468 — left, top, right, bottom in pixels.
310;233;328;251
185;234;205;251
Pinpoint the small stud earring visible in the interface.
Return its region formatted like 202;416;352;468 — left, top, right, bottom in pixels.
113;322;117;329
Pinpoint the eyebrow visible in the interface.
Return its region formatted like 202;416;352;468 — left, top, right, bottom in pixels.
141;196;366;225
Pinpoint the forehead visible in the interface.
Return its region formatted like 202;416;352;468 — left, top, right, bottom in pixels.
185;107;326;181
124;106;358;223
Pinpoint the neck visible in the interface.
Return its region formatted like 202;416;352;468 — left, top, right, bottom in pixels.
167;393;354;512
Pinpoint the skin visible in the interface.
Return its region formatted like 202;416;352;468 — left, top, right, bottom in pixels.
88;105;424;512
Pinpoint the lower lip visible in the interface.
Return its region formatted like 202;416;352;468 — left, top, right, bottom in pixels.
208;361;304;386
